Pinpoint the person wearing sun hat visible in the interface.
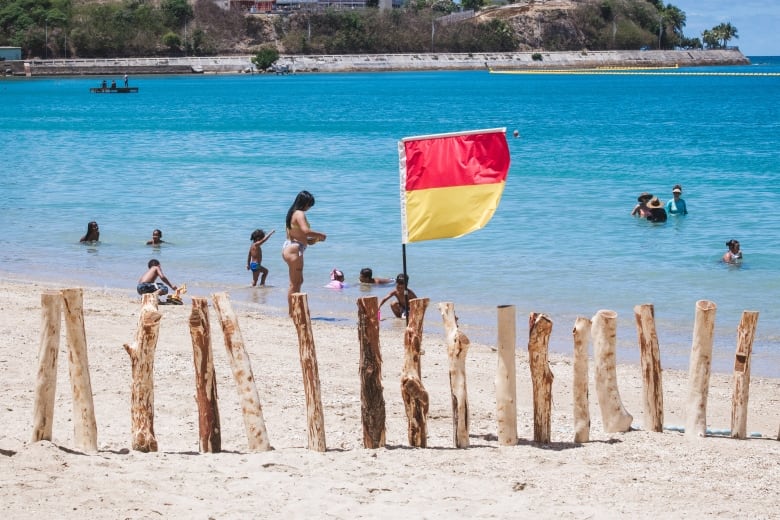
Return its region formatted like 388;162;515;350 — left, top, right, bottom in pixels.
665;184;688;215
631;192;654;218
646;196;668;222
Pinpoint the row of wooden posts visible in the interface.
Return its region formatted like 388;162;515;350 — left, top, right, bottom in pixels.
31;290;778;454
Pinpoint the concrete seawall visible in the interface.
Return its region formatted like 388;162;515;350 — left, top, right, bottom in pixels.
5;49;749;76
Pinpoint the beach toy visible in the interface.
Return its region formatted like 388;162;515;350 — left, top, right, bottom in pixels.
167;284;187;305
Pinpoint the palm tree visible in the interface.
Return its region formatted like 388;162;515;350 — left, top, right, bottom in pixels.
713;22;739;48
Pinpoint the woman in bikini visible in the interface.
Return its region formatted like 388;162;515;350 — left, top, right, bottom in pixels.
282;190;326;316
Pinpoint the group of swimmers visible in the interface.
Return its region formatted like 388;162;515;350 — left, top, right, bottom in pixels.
631;184;688;223
630;185;742;264
82;189;418;317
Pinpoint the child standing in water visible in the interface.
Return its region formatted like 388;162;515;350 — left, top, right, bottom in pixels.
247;229;275;286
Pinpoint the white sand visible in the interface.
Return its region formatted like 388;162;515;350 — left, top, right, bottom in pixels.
1;279;778;519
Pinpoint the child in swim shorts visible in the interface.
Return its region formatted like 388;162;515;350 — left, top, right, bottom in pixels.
247;228;275;286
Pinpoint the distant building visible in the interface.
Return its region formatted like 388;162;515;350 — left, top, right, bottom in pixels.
0;47;22;61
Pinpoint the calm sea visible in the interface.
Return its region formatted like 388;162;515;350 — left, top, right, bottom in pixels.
2;57;779;377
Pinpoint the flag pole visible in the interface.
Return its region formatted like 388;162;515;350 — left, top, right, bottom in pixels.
402;243;409;326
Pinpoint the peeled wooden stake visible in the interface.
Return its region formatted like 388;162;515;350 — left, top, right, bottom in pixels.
633;304;664;432
401;298;430;448
528;312;554;443
591;309;633;433
495;305;518;447
123;293;161;452
572;316;591;443
686;300;716;439
438;302;470;448
189;297;221;453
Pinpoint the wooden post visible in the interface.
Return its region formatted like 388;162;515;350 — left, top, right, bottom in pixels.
31;291;63;443
572;316;591;443
527;313;554;443
123;293;161;452
686;300;717;439
188;297;221;453
212;292;271;452
357;296;385;449
61;288;98;453
495;305;518;446
633;304;664;432
401;297;430;448
290;292;326;452
591;309;633;433
438;302;470;448
730;310;759;439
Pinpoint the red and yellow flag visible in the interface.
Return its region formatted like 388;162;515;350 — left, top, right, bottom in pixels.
399;128;510;243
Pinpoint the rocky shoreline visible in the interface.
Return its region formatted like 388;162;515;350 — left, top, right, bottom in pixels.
5;49;749;76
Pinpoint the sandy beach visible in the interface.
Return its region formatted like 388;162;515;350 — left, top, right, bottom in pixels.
1;279;777;519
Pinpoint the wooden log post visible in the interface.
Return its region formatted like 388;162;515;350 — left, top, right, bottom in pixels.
438;302;470;448
401;297;430;448
633;304;664;432
290;292;326;452
686;300;717;439
357;296;386;449
188;297;221;453
212;292;272;452
495;305;518;446
527;313;554;444
61;288;99;453
123;293;161;452
572;316;591;443
591;309;633;433
31;291;64;443
730;310;759;440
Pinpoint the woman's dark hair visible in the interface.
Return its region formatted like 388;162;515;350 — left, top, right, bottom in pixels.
360;267;373;279
726;239;739;248
285;191;315;229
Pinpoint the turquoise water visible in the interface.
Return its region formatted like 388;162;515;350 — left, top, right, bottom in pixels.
2;57;779;377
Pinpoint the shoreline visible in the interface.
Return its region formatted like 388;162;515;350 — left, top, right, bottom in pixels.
4;49;750;76
0;277;778;518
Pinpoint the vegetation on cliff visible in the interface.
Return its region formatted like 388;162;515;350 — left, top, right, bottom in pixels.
0;0;739;60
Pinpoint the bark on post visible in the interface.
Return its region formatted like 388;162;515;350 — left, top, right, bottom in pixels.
357;296;385;449
527;313;554;443
212;292;271;452
686;300;717;439
290;292;326;452
123;293;161;452
495;305;518;446
591;309;633;433
401;297;430;448
438;302;470;448
572;316;591;443
633;304;664;432
188;297;221;453
61;288;98;453
730;310;759;440
31;291;63;443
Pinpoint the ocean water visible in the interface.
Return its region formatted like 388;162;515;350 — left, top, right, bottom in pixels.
2;57;779;377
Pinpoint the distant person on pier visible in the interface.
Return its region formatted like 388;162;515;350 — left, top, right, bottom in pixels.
80;221;100;243
665;184;688;215
110;80;116;89
124;74;128;87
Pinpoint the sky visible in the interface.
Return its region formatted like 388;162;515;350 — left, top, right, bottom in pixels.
672;0;780;56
